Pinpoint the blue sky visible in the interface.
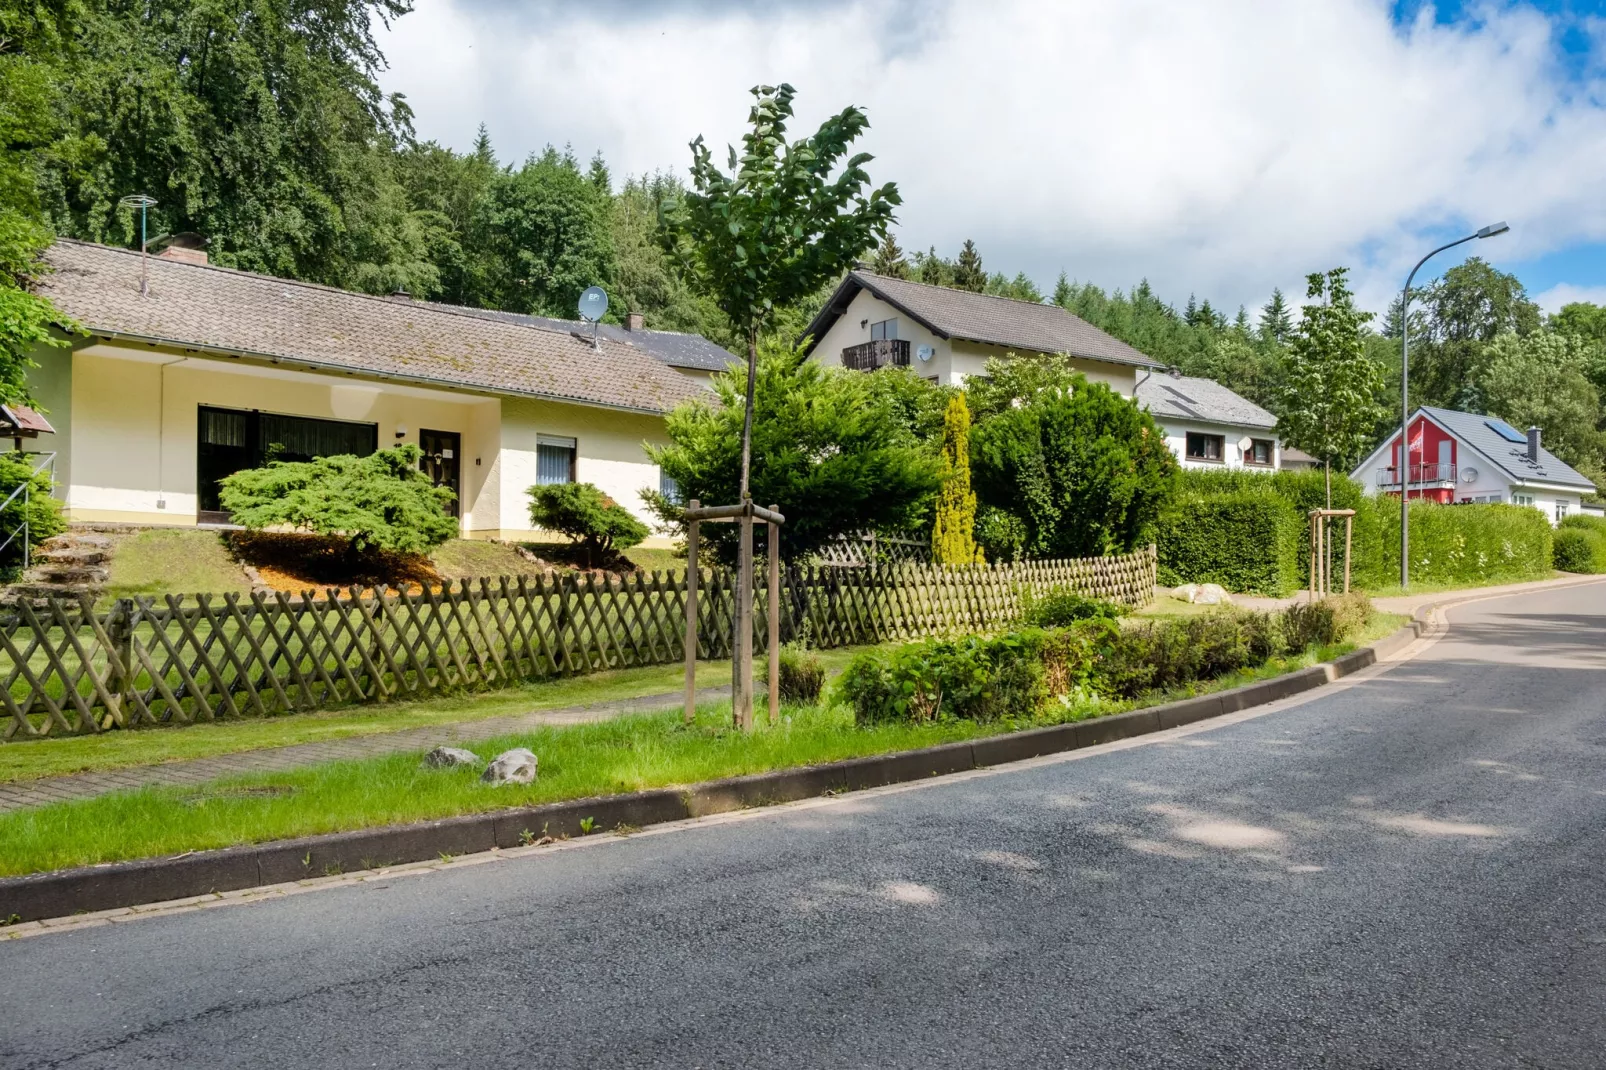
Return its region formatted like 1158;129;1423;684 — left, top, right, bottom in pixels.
377;1;1606;317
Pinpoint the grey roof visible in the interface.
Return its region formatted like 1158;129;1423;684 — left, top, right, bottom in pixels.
1420;406;1597;491
422;304;740;373
802;271;1164;368
38;241;706;414
1136;373;1277;430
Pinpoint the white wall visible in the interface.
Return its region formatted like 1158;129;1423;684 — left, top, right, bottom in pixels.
1156;419;1280;471
809;287;1140;394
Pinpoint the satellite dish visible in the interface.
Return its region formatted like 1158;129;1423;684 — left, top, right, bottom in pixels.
1460;466;1478;484
578;286;609;323
916;344;934;363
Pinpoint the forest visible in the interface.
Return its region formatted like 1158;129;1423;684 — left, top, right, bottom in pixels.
2;0;1602;495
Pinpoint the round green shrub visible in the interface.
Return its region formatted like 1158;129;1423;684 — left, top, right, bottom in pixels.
1552;527;1606;573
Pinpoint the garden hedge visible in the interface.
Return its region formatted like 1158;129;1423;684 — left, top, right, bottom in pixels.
1155;490;1302;596
1553;515;1606;573
1158;469;1553;592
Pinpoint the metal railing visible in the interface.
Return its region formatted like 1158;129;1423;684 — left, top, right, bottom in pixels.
0;452;58;569
841;339;910;371
1377;463;1455;487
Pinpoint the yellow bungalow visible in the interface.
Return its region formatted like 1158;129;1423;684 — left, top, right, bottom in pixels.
29;240;715;543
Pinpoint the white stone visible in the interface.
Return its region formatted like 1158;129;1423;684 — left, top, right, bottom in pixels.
421;746;480;769
1195;583;1232;605
1172;583;1200;603
481;748;539;786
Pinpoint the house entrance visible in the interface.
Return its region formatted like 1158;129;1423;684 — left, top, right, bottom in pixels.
419;429;462;518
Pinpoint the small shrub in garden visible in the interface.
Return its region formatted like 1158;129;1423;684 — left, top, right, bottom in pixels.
1553;526;1606;573
1097;611;1273;699
1280;591;1373;652
0;452;65;575
768;642;825;704
839;632;1048;725
528;482;649;568
1020;587;1125;628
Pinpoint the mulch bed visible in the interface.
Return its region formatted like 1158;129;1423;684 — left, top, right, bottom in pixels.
228;532;443;594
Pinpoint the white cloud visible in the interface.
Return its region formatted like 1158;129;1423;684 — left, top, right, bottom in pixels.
1533;281;1606;313
377;0;1606;316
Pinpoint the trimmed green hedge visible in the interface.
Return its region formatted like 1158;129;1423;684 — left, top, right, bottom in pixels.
1155;490;1302;596
1553;517;1606;573
1159;469;1552;592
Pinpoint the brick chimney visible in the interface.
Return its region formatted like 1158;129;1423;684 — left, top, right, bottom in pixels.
625;312;645;332
1527;425;1541;462
157;246;208;265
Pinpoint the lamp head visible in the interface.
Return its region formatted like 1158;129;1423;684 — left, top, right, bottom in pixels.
1475;221;1510;239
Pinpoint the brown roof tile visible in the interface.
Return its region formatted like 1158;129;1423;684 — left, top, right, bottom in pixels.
38;240;708;414
804;271;1165;368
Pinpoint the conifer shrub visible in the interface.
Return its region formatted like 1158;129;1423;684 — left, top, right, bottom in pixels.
528;482;649;569
931;392;983;564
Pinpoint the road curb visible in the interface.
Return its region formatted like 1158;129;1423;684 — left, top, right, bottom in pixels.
0;614;1439;926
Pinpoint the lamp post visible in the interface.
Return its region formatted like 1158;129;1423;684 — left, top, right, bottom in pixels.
118;194;159;297
1397;220;1509;589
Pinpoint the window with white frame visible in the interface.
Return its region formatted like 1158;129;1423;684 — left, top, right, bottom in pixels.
659;468;680;503
536;435;577;485
1556;501;1569;522
1512;493;1535;507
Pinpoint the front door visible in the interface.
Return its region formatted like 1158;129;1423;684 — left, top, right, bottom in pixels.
419;429;461;518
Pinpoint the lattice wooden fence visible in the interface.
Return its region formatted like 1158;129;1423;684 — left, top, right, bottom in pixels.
0;546;1154;741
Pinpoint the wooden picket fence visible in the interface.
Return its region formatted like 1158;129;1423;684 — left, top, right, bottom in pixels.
0;546;1155;741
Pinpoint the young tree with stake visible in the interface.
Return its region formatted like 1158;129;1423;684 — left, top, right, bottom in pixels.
661;83;899;727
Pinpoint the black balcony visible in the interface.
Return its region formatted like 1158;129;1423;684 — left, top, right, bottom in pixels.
841;339;910;371
1377;463;1456;488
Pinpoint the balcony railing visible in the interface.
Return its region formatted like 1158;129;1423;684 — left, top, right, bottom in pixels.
841;339;910;372
1377;463;1456;487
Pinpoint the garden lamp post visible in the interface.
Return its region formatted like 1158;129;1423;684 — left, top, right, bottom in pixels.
1397;220;1509;589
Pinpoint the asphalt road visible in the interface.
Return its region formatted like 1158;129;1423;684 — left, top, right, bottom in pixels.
4;582;1605;1069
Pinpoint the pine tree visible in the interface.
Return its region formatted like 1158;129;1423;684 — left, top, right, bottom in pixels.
471;123;496;167
1184;294;1199;325
931;393;983;564
1259;287;1293;345
953;239;986;292
1052;271;1072;308
918;246;945;286
871;232;909;278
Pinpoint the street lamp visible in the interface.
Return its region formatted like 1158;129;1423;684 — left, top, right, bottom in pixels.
1397;220;1509;589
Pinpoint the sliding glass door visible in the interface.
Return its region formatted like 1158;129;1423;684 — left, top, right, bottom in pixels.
197;406;378;523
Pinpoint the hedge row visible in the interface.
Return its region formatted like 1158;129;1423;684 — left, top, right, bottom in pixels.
1555;515;1606;573
1156;469;1553;593
839;593;1374;725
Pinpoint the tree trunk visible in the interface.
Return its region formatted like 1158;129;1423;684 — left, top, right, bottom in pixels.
731;327;760;729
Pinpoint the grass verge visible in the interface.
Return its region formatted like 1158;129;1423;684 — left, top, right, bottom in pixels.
0;616;1404;879
0;644;896;785
103;530;252;601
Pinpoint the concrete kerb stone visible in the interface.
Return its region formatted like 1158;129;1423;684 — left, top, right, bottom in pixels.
2;596;1525;926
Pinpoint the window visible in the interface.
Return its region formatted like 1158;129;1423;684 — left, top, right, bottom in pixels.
1469;493;1504;504
1245;438;1274;466
1556;501;1570;522
536;435;577;485
659;469;680;503
197;406;377;519
870;318;898;341
1512;494;1535;507
1185;432;1224;462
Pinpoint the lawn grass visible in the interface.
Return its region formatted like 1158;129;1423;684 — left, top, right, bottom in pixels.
103;530;252;600
0;642;896;785
0;616;1406;879
430;539;549;581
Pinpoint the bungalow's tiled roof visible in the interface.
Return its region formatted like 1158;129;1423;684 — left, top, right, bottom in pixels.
417;303;739;373
1420;406;1596;491
803;271;1164;369
1136;373;1277;430
37;240;707;414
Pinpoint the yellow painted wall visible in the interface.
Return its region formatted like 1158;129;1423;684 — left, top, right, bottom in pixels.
492;396;672;540
67;345;497;528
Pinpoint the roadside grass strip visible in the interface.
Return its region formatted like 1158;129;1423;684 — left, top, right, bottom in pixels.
0;615;1402;880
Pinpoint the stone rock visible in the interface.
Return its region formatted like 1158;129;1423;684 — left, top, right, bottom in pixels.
1172;583;1200;603
1195;583;1232;605
481;747;538;786
421;746;480;769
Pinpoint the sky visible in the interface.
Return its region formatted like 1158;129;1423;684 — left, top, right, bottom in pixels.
374;0;1606;320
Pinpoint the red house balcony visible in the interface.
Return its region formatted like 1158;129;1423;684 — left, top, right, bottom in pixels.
1377;463;1457;502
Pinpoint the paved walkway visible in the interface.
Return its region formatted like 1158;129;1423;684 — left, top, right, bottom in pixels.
0;685;729;813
